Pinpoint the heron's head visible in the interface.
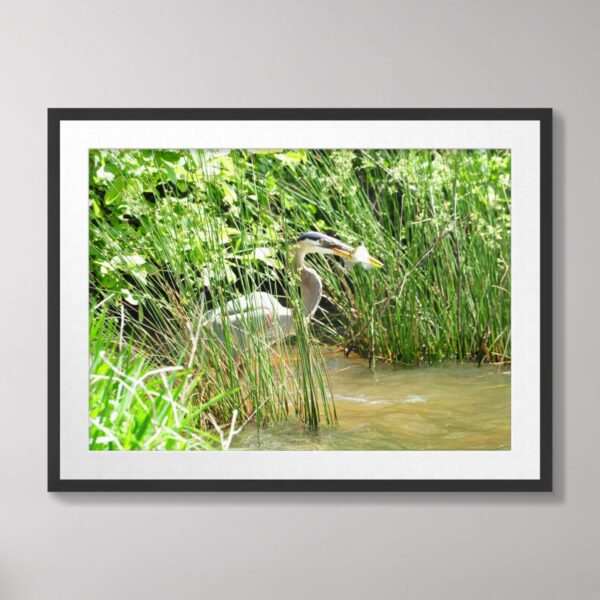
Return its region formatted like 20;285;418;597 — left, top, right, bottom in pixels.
295;232;383;268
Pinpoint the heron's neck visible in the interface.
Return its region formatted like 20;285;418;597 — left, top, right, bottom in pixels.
293;246;321;317
301;268;322;317
294;246;306;271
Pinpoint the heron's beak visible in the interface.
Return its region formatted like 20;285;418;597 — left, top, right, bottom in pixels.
334;242;384;269
330;246;353;260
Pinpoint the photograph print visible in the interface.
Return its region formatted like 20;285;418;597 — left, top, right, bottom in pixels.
89;147;511;452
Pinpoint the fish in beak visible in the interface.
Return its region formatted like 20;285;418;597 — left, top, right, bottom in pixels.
347;244;383;269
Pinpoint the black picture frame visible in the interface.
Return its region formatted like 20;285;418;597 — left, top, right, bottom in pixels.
48;108;552;492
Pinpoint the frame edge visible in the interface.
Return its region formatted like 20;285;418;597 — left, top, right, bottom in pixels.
48;108;553;492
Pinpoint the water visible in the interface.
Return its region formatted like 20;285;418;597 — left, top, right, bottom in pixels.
233;354;511;451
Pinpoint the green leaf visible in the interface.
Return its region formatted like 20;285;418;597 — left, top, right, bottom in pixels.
160;151;181;164
163;164;178;186
275;151;306;166
104;177;126;205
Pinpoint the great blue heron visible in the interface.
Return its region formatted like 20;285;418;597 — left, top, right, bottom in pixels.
206;232;382;348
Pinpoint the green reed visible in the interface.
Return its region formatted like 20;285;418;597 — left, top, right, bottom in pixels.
280;149;511;364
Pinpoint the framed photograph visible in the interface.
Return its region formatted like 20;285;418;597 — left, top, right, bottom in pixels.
48;108;552;492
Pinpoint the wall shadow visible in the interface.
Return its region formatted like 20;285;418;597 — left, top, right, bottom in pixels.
56;112;566;509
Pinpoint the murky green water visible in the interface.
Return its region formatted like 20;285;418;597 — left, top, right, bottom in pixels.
233;354;511;451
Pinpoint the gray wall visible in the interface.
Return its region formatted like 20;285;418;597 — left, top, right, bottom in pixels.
1;1;597;598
